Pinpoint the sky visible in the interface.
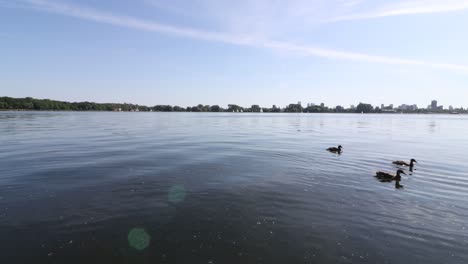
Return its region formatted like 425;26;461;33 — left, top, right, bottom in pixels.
1;0;468;108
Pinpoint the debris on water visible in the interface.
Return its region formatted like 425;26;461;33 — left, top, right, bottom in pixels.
256;221;261;225
47;253;54;257
68;240;73;244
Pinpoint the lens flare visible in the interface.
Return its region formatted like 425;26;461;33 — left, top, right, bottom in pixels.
168;185;186;204
128;228;151;251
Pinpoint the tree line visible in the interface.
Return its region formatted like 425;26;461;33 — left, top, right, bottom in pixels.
0;97;227;112
1;97;466;114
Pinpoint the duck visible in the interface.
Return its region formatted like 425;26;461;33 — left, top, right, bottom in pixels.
375;169;406;181
327;145;343;153
392;158;417;167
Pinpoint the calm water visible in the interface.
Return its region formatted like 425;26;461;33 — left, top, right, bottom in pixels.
1;112;467;264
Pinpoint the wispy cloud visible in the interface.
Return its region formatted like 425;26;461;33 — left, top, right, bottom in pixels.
264;41;468;73
12;0;468;74
331;0;468;22
18;0;257;45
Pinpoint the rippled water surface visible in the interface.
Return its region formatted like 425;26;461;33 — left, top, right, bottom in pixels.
1;112;467;264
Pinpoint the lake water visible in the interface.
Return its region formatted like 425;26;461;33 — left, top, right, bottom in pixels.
1;112;467;264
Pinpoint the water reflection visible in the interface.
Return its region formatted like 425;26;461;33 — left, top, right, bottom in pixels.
395;180;404;189
428;120;437;133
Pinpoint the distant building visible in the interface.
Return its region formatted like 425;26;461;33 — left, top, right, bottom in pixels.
449;105;454;111
350;105;356;110
320;103;325;108
431;100;438;110
398;104;409;111
398;104;418;111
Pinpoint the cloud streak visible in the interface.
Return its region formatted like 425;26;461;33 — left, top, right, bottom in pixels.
331;0;468;22
14;0;468;74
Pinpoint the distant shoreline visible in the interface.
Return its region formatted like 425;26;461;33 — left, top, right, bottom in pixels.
1;109;465;115
1;96;466;114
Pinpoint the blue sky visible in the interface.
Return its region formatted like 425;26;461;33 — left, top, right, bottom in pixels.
1;0;468;108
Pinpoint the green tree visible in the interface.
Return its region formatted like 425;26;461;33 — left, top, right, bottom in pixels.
285;103;303;113
210;105;221;112
356;103;374;113
251;105;261;112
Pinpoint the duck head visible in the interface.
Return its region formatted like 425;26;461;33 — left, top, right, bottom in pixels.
410;159;417;164
338;145;343;150
396;169;406;176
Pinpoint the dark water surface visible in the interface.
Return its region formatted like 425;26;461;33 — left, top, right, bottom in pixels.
1;112;467;264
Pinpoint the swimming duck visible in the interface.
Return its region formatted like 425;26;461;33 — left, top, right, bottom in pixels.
392;159;417;167
375;169;406;181
327;145;343;153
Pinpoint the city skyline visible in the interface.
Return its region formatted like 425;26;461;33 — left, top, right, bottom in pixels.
1;0;468;107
